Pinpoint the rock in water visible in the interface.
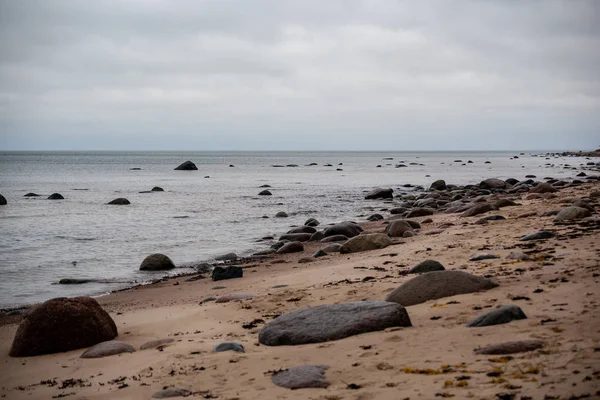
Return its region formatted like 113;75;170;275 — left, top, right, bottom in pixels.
279;233;312;242
272;365;330;389
277;241;304;254
554;206;592;223
339;233;392;254
467;305;527;327
288;226;317;234
174;160;197;170
24;193;41;197
474;340;544;355
214;342;245;353
258;301;411;346
214;252;237;261
479;178;507;190
9;297;118;357
408;260;445;274
385;271;498;306
429;180;447;191
0;194;6;205
385;220;414;237
48;193;64;200
275;211;288;218
211;266;243;281
108;198;130;205
304;218;319;226
151;186;164;192
258;190;272;196
322;221;363;238
139;253;175;271
152;388;192;398
365;188;393;200
520;231;555;241
80;341;135;358
320;234;348;242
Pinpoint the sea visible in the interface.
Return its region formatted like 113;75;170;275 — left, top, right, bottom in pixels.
0;150;581;308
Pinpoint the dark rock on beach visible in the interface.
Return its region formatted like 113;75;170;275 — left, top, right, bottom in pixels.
211;266;243;281
108;198;130;205
140;253;175;271
554;206;592;223
479;178;506;190
467;305;527;327
339;233;391;254
520;230;555;241
214;342;245;353
174;160;197;170
406;208;434;218
271;365;330;389
365;188;393;200
48;193;64;200
80;340;135;358
429;180;447;191
259;301;411;346
9;296;118;357
408;259;445;274
385;220;414;237
323;221;363;238
277;241;304;254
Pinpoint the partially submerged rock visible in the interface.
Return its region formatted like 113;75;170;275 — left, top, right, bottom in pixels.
108;198;130;205
48;193;64;200
323;221;363;238
365;188;393;200
174;161;197;170
211;266;243;281
467;305;527;327
140;253;175;271
272;365;330;389
80;341;135;358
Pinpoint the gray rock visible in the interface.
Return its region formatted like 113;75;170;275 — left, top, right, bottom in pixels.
140;338;175;350
108;198;130;205
430;180;447;191
530;183;557;193
365;188;393;200
320;234;348;242
215;252;237;262
340;233;392;254
272;365;329;389
312;250;327;258
214;341;245;353
279;233;312;242
195;262;213;273
520;231;555;241
406;208;434;218
461;202;496;217
309;231;325;241
277;241;304;254
385;220;414;237
408;260;445;274
174;161;197;170
140;253;175;271
554;206;592;223
467;305;527;327
259;301;411;346
385;271;498;306
80;341;135;358
322;221;363;238
152;387;192;398
469;253;500;261
474;340;544;355
322;243;342;253
479;178;507;190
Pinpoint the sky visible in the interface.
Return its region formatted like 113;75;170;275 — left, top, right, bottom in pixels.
0;0;599;151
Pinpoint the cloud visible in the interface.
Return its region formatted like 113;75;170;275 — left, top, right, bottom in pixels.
0;0;598;150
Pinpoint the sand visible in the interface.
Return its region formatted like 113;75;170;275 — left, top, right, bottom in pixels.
1;183;599;399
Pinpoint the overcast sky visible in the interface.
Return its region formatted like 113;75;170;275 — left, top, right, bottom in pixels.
0;0;598;151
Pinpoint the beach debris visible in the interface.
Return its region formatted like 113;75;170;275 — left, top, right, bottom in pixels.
174;160;197;170
408;259;445;274
139;253;175;271
211;266;243;281
340;233;392;254
80;340;135;358
213;341;245;353
467;305;527;327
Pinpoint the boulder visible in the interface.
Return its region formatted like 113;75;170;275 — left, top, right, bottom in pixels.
277;241;304;254
214;342;245;353
385;220;414;237
9;297;118;357
304;218;320;226
520;231;555;241
80;341;135;358
108;198;130;205
367;213;384;221
211;266;243;281
140;253;175;271
340;233;392;254
429;180;447;191
259;301;411;346
320;234;348;242
467;305;527;327
385;271;498;307
530;183;557;194
272;365;330;389
572;199;593;212
554;206;592;223
48;193;64;200
322;243;342;253
365;188;393;200
479;178;506;190
174;161;197;170
258;190;272;196
406;208;434;218
0;194;6;205
151;187;164;192
460;203;496;217
408;260;445;274
322;221;363;238
474;340;544;355
214;252;237;261
505;178;520;185
309;231;325;241
279;233;312;242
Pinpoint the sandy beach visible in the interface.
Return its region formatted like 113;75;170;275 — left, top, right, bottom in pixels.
1;178;599;400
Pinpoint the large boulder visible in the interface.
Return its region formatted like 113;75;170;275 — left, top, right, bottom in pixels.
80;341;135;358
322;221;363;238
0;194;6;205
339;233;392;254
467;305;527;327
385;220;414;237
139;253;175;271
365;188;393;200
174;161;197;170
479;178;507;190
408;260;445;274
429;180;447;191
258;301;411;346
9;297;118;357
460;202;496;217
554;206;592;223
385;271;498;306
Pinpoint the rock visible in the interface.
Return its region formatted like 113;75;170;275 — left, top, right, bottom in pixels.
479;178;506;190
309;231;325;241
554;206;592;223
467;305;527;327
530;183;557;194
323;243;342;253
506;251;530;260
304;218;320;226
151;186;164;192
385;220;414;237
9;297;118;357
385;271;498;307
108;198;130;205
482;215;506;221
474;340;544;355
312;249;327;258
215;252;237;262
140;253;175;271
152;387;192;398
367;213;384;221
365;188;393;200
260;184;271;188
272;365;330;389
58;278;94;284
215;293;254;303
279;233;312;242
320;234;348;242
214;342;245;353
589;191;600;199
406;208;434;218
140;338;175;350
340;233;392;254
573;199;593;212
390;207;407;214
48;193;64;200
494;199;518;208
323;221;363;238
461;202;496;217
174;161;197;170
211;266;243;281
24;193;41;197
520;231;555;241
0;194;6;205
469;253;500;261
199;296;217;304
195;262;213;273
505;178;520;185
259;301;411;346
258;190;272;196
288;226;317;234
80;341;135;358
429;180;447;191
408;260;445;274
277;241;304;254
275;211;288;218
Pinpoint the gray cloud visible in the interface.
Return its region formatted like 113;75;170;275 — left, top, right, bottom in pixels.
0;0;598;150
